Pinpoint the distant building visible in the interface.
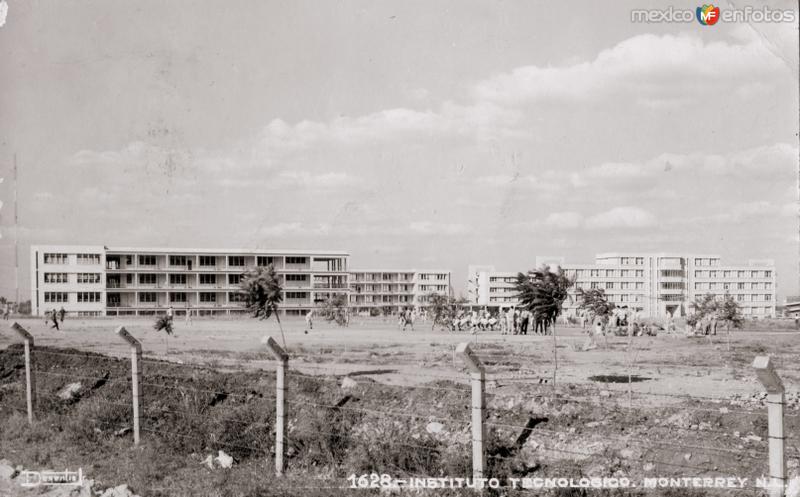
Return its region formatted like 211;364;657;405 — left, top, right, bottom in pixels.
784;297;800;317
31;245;349;317
348;270;452;314
469;253;777;319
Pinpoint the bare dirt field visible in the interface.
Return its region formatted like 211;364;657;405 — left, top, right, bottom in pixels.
1;317;799;496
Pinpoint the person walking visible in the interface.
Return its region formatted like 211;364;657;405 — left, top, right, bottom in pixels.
58;307;66;324
305;309;314;330
50;308;60;331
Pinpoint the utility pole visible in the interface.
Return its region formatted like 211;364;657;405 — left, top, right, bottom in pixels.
14;154;19;307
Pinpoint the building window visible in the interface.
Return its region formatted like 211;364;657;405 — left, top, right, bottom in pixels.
228;256;245;267
200;274;216;285
286;257;306;265
590;282;599;289
765;294;772;301
765;271;772;278
44;292;69;303
44;253;68;264
285;291;308;299
228;274;241;285
169;274;187;285
257;256;274;266
139;292;156;303
169;292;187;303
77;292;101;303
44;273;69;283
590;270;599;277
635;282;644;289
606;282;614;289
621;257;630;265
77;273;101;284
709;271;717;278
737;282;745;290
635;257;644;265
229;293;246;303
138;255;156;266
169;255;187;266
605;270;615;277
635;270;644;277
77;254;101;265
286;274;307;281
199;256;216;266
200;292;216;303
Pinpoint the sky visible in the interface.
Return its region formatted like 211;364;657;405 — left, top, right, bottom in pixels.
0;0;798;300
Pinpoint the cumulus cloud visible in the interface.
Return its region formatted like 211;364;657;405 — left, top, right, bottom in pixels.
585;206;657;229
472;33;789;107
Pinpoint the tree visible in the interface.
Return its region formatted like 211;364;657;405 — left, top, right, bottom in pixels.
515;265;574;386
576;288;615;321
153;314;174;354
319;294;349;326
240;265;286;348
718;294;743;330
687;293;718;327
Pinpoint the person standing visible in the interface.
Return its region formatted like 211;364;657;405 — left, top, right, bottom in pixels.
305;309;314;330
2;302;10;320
58;307;66;324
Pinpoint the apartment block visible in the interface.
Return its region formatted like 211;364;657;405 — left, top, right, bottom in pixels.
468;253;777;319
348;270;452;314
31;245;349;317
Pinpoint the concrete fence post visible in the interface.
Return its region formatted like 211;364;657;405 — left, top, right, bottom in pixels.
11;322;36;424
753;355;785;497
116;326;142;445
263;336;289;475
456;342;486;484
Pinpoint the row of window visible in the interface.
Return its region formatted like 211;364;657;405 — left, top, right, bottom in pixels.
418;274;449;281
43;292;101;303
43;253;101;265
126;255;308;267
46;273;102;284
619;257;646;265
569;269;646;278
694;270;772;279
576;281;645;290
695;282;772;290
418;285;449;293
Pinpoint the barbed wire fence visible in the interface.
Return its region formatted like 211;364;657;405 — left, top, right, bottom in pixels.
1;321;795;495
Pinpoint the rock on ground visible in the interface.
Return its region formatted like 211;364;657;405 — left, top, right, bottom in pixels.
0;459;16;481
341;377;358;389
58;382;82;401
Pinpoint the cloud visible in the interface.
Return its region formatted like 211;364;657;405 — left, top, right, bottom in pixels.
544;212;583;229
474;174;562;193
409;221;469;235
585;206;656;229
472;33;789;107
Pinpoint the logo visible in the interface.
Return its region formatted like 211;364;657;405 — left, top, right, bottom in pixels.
696;4;720;25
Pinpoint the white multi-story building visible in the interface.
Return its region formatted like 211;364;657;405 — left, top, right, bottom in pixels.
468;253;777;319
348;270;452;314
31;245;349;317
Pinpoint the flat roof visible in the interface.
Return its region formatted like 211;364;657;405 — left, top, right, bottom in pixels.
350;269;451;273
106;247;349;256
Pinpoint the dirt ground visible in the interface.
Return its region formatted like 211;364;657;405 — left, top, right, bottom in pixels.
2;316;799;404
1;317;799;496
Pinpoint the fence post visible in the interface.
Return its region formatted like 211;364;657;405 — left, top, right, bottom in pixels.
753;356;785;497
456;342;486;485
11;322;36;424
263;336;289;476
116;326;142;446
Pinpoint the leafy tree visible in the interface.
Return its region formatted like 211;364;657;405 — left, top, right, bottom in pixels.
319;294;349;326
576;288;615;320
515;265;574;386
687;293;718;327
718;294;743;330
240;264;286;348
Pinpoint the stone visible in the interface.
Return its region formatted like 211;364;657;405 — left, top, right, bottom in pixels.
0;459;16;481
99;484;140;497
341;377;358;389
58;382;82;401
425;422;444;434
215;450;233;469
684;453;692;461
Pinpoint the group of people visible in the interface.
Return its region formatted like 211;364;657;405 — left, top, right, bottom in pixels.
446;308;553;335
44;307;66;330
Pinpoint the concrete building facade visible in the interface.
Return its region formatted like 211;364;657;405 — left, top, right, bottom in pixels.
31;245;349;317
348;270;452;314
468;253;777;319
